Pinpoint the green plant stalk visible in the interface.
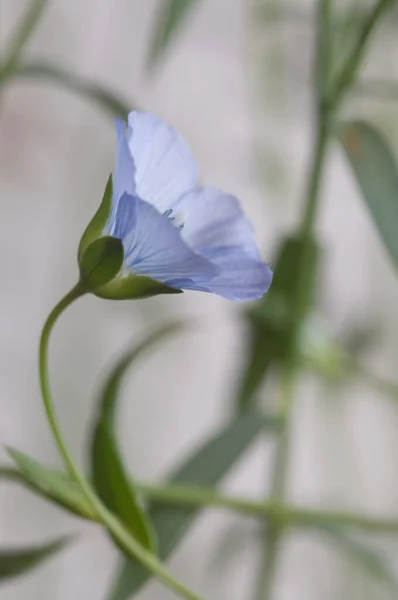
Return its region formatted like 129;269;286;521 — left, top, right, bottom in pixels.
1;0;49;82
329;0;395;108
3;464;398;535
137;483;398;534
257;2;333;597
39;285;204;600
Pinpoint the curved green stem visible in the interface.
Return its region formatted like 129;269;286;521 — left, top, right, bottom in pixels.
39;285;204;600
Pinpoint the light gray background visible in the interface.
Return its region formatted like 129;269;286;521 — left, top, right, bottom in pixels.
1;1;398;599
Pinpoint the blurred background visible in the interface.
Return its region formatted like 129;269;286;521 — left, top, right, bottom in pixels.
1;0;398;599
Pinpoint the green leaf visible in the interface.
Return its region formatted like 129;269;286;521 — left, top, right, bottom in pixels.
147;0;202;69
235;235;320;413
108;411;278;599
91;323;184;554
13;61;133;119
78;175;113;261
339;120;398;271
7;448;97;521
315;525;398;592
0;537;70;581
79;236;124;291
95;274;183;300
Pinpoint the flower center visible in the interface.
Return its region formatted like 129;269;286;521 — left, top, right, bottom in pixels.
163;208;187;230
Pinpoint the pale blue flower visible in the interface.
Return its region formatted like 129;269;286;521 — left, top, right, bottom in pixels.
104;111;272;301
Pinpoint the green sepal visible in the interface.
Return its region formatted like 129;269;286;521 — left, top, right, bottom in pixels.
95;274;183;300
78;174;113;261
79;236;124;291
7;447;98;521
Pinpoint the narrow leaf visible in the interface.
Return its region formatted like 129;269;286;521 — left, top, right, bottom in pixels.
0;537;69;581
339;120;398;270
7;448;97;521
90;323;184;553
316;525;398;591
147;0;202;69
14;61;134;119
109;411;278;599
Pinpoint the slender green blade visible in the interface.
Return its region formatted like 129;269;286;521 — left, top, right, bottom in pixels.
0;537;69;581
108;411;278;599
14;61;134;119
339;120;398;271
147;0;202;69
316;525;398;592
90;323;184;553
7;448;97;521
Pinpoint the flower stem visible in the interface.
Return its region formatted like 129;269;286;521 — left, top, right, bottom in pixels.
328;0;395;109
3;464;398;536
257;2;333;596
39;286;204;600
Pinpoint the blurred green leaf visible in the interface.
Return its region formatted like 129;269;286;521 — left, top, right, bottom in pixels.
339;121;398;271
147;0;202;69
1;0;49;79
0;537;70;581
14;61;133;119
235;235;320;413
91;323;184;553
109;411;277;599
7;448;97;521
316;526;398;592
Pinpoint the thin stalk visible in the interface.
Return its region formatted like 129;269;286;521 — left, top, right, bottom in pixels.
3;464;398;535
257;2;333;596
136;483;398;535
329;0;395;108
39;286;204;600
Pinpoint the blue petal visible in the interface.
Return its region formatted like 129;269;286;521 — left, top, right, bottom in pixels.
174;187;272;300
176;187;261;259
126;112;198;213
199;253;273;301
108;119;136;230
112;193;217;284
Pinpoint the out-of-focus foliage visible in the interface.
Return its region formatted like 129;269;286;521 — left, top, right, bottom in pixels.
0;537;70;582
339;120;398;272
90;324;185;552
108;411;278;599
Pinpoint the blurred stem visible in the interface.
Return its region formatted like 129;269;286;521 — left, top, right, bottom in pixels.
316;0;332;101
329;0;395;109
3;464;398;535
137;482;398;534
39;287;204;600
258;2;333;597
1;0;49;82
